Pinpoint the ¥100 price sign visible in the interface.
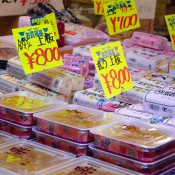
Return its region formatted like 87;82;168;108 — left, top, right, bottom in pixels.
103;0;140;35
12;25;63;74
90;41;133;99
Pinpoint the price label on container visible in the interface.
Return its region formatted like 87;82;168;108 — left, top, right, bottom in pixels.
12;25;63;75
165;14;175;51
103;0;140;35
90;41;133;99
30;13;60;40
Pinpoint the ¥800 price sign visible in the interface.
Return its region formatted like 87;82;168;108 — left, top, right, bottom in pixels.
12;25;63;74
103;0;140;35
90;42;133;99
165;14;175;51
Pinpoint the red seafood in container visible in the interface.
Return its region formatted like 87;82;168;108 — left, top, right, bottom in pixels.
90;120;175;162
33;127;91;157
34;104;116;143
0;91;67;126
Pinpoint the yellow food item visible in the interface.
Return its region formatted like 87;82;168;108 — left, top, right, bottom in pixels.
1;95;49;110
42;110;113;128
0;145;58;173
96;124;170;147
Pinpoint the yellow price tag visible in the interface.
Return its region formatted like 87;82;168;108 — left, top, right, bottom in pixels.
12;25;63;75
103;0;140;35
94;0;110;15
6;154;22;163
90;41;133;99
165;14;175;51
30;13;60;40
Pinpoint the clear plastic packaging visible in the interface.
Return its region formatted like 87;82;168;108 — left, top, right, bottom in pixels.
34;104;115;143
0;91;67;125
33;127;90;157
90;120;175;162
89;144;175;175
0;140;75;174
36;156;138;175
0;131;17;147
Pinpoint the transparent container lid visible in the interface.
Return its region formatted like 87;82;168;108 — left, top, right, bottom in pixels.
90;120;175;149
36;156;139;175
0;131;17;146
0;140;75;174
34;104;115;130
0;91;67;113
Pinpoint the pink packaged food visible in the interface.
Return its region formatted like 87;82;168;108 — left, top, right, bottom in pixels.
83;74;94;90
131;32;168;50
64;23;110;46
60;64;83;75
34;104;115;143
89;144;175;175
56;34;64;48
0;118;34;139
100;101;132;112
0;91;67;126
63;54;89;76
33;127;90;157
90;120;175;162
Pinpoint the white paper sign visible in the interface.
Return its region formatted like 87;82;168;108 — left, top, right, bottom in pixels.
136;0;157;19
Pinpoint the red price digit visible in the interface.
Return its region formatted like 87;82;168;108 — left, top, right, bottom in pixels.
23;47;61;70
101;67;131;94
110;14;138;33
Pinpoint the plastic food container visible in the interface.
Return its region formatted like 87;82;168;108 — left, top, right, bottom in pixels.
90;120;175;162
34;104;115;143
89;144;175;175
33;127;90;157
0;131;17;147
0;118;34;139
36;156;139;175
0;91;67;126
0;140;75;175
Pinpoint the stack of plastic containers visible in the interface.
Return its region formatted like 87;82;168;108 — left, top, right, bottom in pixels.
0;140;75;174
33;104;117;157
0;91;67;139
89;120;175;175
36;156;139;175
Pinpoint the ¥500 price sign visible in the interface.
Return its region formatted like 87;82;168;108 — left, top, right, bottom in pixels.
103;0;140;35
90;41;133;99
12;25;63;75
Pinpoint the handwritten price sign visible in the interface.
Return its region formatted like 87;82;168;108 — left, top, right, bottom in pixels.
12;25;63;75
94;0;110;15
165;14;175;51
90;41;133;99
30;13;60;40
103;0;140;35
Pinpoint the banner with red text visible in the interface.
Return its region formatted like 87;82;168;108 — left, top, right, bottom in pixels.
103;0;140;35
12;25;63;74
90;41;133;99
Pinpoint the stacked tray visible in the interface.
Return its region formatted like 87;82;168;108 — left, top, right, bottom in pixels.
33;104;116;156
89;120;175;174
0;140;75;175
0;91;67;138
36;156;139;175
